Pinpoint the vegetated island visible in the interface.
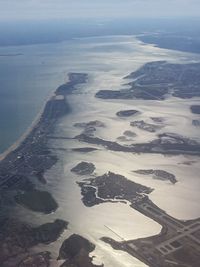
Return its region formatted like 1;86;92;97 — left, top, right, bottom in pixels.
72;147;99;153
192;119;200;127
123;130;137;137
151;117;165;123
130;120;163;132
133;169;177;184
78;171;200;267
117;130;137;142
75;132;200;156
58;234;103;267
191;105;200;114
95;61;200;100
116;109;140;117
74;120;105;137
15;189;58;214
71;161;96;175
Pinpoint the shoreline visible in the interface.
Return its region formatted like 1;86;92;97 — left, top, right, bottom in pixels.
0;92;54;162
0;71;72;162
0;72;88;189
0;72;97;267
0;74;72;162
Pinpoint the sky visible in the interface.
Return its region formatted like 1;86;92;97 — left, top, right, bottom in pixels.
0;0;200;21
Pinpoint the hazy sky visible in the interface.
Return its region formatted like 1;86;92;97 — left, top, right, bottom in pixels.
0;0;200;21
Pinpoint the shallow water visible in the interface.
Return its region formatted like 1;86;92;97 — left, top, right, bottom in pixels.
0;35;199;153
5;36;200;266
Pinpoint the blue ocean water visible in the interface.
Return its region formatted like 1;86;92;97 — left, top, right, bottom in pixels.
0;42;70;153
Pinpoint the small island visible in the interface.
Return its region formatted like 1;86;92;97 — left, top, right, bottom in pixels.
130;120;163;132
58;234;102;267
74;120;105;128
123;130;137;137
151;117;165;123
15;189;58;214
191;105;200;114
71;161;96;175
192;120;200;127
117;136;132;142
133;169;177;184
116;110;140;117
72;147;98;153
117;131;137;142
74;120;105;137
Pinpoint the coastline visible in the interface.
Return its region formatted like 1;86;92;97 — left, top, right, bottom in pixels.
0;34;199;266
0;93;53;162
0;72;91;266
0;74;72;162
0;72;88;190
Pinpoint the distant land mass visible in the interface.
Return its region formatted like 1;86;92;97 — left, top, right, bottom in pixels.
138;33;200;54
96;61;200;100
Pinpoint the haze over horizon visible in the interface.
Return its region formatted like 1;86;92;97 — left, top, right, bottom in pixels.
1;0;200;21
